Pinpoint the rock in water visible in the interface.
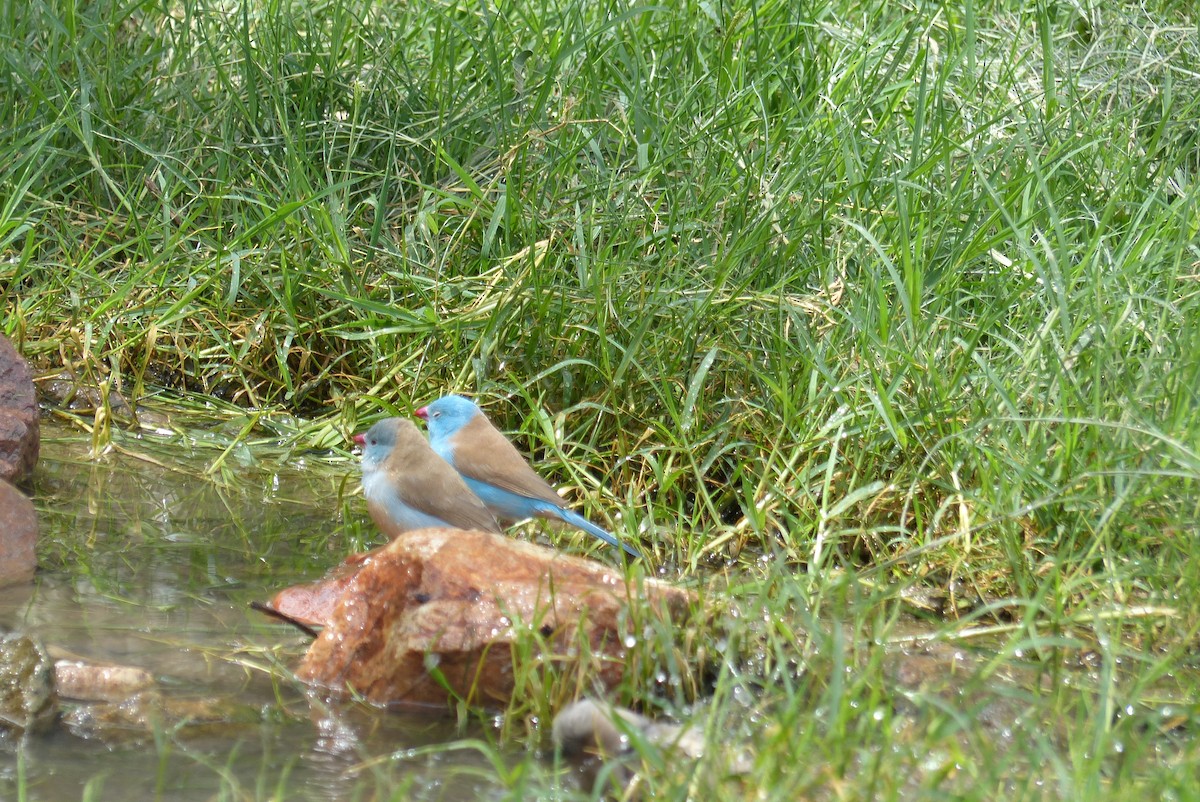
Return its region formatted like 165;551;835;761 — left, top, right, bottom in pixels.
293;528;695;707
0;334;38;484
0;335;39;587
0;480;36;586
553;698;750;795
0;633;54;739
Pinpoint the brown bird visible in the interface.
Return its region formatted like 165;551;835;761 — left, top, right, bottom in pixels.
353;417;500;537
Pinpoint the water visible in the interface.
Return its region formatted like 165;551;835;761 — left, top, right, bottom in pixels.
0;420;519;801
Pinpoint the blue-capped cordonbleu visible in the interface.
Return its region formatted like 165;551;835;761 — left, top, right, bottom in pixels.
415;395;639;558
354;417;501;538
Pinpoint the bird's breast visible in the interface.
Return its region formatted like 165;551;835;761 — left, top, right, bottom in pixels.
361;466;389;501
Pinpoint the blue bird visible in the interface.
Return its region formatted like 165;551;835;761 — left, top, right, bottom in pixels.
354;417;501;538
415;395;640;559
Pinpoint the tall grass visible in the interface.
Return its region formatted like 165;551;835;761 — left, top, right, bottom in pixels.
2;0;1199;797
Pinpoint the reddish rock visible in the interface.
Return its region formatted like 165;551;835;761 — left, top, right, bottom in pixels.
294;529;695;707
0;334;38;484
266;560;364;629
0;480;36;586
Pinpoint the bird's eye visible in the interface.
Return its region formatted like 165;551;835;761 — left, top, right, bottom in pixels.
432;411;441;419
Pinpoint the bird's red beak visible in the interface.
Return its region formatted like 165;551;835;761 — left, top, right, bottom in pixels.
352;433;366;446
414;406;429;420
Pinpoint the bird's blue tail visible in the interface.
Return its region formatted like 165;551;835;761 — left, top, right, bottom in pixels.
550;506;640;559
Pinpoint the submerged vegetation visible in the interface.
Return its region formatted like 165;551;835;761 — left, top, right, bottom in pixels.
2;0;1199;797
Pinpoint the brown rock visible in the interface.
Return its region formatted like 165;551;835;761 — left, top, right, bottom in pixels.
53;660;157;702
0;334;38;484
295;529;695;707
0;480;36;586
267;558;365;629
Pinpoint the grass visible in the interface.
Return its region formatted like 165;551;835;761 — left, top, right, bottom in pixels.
2;0;1200;798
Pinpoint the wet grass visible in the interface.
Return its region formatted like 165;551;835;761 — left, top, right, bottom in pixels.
2;0;1199;798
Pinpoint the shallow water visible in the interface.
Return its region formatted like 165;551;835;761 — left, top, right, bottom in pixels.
0;420;517;802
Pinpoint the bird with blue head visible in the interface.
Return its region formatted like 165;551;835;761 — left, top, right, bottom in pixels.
415;395;640;559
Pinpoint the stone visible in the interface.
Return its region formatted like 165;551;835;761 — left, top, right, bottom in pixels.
0;334;38;484
53;659;157;702
0;633;54;739
37;368;134;419
293;528;695;707
553;698;696;793
553;699;751;795
0;479;36;586
266;559;364;629
556;697;705;757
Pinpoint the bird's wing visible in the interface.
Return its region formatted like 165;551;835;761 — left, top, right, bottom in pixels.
450;415;566;506
380;451;502;533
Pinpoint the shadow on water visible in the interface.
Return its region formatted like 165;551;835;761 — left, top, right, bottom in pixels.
0;420;517;802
